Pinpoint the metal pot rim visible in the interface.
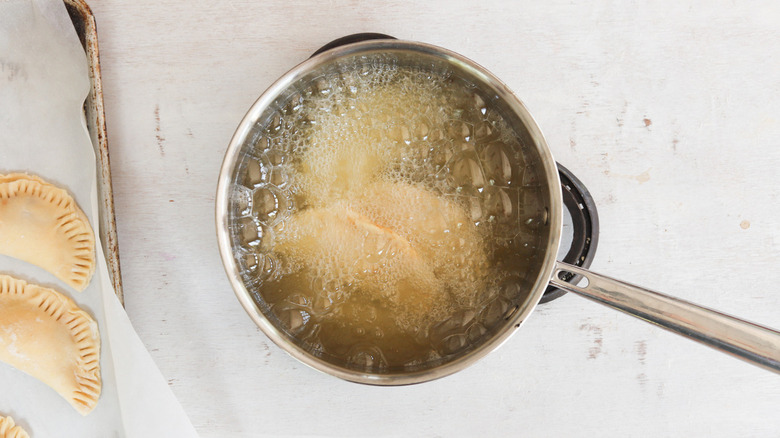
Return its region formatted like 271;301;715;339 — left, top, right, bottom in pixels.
215;39;563;385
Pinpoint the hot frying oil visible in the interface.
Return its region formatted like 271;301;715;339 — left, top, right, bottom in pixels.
232;63;543;370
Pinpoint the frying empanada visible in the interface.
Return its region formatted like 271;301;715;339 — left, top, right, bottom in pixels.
0;275;101;415
273;181;489;322
275;203;440;314
0;416;29;438
0;173;95;291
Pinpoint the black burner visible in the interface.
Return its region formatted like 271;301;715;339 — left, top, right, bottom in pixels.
540;164;599;303
311;33;397;57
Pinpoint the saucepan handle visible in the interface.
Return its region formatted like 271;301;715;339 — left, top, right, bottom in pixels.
551;261;780;373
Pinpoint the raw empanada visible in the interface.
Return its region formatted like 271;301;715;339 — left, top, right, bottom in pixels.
0;173;95;291
0;416;29;438
0;275;101;416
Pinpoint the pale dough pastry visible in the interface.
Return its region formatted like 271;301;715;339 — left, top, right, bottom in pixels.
0;416;29;438
0;173;95;291
0;275;101;416
275;203;440;315
274;182;489;323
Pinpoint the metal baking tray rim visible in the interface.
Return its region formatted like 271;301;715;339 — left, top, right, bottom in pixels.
64;0;123;304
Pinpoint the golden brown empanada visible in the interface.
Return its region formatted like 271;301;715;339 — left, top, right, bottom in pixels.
0;275;101;415
0;415;29;438
0;173;95;291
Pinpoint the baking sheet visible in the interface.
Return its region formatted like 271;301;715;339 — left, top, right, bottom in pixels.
64;0;124;304
0;0;198;436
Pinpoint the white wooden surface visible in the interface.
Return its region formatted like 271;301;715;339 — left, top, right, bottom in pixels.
89;1;780;436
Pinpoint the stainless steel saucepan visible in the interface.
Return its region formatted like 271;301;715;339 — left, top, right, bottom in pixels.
216;36;780;384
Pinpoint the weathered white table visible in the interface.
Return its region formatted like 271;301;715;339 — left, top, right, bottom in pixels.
90;1;780;436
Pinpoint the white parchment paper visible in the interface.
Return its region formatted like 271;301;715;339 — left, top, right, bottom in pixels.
0;0;199;436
